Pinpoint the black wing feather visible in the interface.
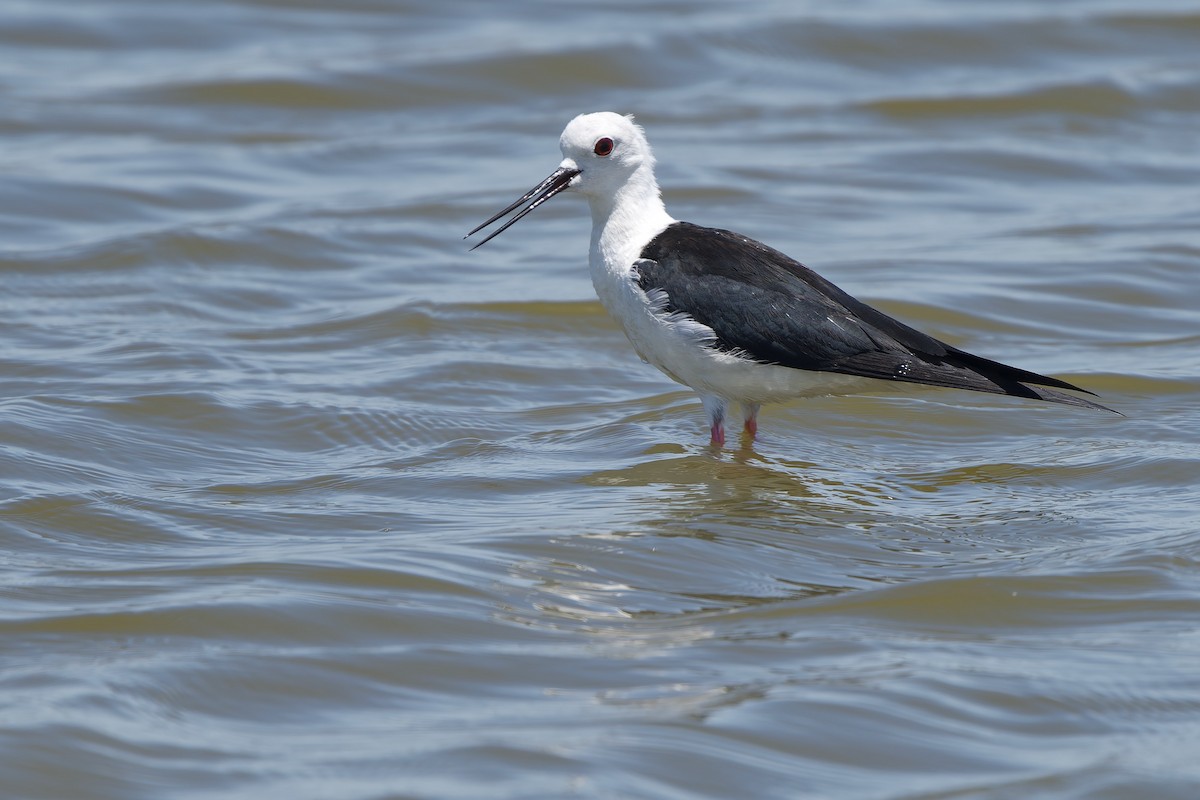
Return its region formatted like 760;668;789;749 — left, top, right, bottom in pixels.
636;222;1113;412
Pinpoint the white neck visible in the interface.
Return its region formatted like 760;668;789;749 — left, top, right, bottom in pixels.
587;166;675;276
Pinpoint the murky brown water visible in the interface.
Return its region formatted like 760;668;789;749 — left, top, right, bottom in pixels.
2;1;1199;798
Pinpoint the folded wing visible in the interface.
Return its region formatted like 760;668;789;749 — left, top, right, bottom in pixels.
635;222;1113;412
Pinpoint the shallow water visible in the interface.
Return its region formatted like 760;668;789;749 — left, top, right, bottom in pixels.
2;1;1199;798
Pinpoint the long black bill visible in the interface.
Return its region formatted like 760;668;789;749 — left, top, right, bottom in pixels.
465;166;581;250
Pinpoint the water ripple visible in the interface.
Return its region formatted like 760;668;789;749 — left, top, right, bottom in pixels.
2;1;1200;798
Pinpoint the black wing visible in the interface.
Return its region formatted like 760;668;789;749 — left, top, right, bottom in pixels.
636;222;1113;412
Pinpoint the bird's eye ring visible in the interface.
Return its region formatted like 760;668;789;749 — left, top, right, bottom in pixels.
593;137;614;157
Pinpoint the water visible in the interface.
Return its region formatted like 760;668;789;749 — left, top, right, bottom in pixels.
2;1;1199;798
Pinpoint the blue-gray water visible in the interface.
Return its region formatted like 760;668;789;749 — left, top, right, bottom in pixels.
2;1;1199;798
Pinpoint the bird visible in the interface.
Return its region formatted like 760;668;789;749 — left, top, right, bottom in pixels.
466;112;1114;445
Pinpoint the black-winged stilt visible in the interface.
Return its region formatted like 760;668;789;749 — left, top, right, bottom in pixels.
467;112;1114;445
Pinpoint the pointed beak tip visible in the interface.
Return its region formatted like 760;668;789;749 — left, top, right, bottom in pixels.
465;166;581;251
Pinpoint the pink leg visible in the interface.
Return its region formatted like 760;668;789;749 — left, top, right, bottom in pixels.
742;402;761;440
702;396;728;446
710;420;725;445
705;422;724;448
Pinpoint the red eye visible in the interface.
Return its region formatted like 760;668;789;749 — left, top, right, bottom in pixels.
593;137;614;157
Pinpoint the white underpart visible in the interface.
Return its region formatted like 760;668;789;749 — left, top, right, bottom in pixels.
558;112;879;430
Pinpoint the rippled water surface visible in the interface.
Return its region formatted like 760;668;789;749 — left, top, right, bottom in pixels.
3;1;1199;798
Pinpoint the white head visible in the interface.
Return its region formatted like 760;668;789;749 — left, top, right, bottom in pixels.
556;112;656;201
466;112;664;249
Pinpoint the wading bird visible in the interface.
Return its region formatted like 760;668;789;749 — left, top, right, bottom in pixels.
467;112;1113;444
